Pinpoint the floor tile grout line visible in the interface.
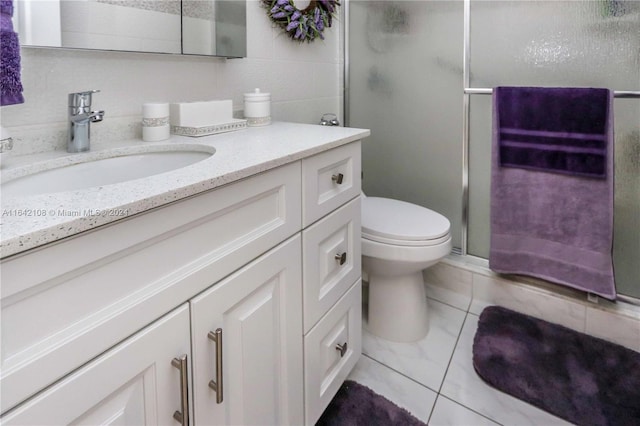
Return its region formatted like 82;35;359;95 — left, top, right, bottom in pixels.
426;294;470;314
432;309;503;426
360;353;442;395
362;293;494;425
436;310;469;395
425;309;469;425
438;394;505;426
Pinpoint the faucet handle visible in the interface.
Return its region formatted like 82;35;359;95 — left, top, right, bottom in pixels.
69;90;100;108
90;110;105;123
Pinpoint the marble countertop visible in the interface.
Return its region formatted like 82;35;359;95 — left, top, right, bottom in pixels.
0;122;370;258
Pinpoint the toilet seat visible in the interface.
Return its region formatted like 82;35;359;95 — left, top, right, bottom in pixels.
362;197;451;247
362;232;451;247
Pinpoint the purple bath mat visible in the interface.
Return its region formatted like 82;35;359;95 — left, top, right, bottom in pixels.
473;306;640;426
316;380;425;426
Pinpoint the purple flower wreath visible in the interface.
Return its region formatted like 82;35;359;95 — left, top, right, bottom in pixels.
263;0;340;42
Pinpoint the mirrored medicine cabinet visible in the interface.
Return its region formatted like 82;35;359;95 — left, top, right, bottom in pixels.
15;0;247;58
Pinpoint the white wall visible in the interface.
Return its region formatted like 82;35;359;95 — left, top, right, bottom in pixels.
2;1;343;150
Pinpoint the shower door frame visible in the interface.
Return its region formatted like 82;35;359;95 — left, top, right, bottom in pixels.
343;0;640;305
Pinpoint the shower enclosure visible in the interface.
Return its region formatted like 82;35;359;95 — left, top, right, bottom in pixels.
346;0;640;299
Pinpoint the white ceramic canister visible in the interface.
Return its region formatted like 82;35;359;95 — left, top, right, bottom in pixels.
142;103;170;141
243;88;271;127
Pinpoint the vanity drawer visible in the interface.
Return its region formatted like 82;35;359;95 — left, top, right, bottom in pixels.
0;162;301;414
304;280;362;426
302;141;361;227
302;197;361;334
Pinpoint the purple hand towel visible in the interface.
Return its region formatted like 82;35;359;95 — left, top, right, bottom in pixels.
497;87;609;178
1;0;24;106
490;87;615;300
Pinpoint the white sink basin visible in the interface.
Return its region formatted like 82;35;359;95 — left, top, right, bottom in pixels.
2;145;215;198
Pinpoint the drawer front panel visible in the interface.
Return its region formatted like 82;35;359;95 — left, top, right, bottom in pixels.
304;280;362;426
0;163;301;414
302;197;361;334
302;142;361;227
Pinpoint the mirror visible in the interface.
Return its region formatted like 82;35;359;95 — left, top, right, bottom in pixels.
183;0;246;56
14;0;246;58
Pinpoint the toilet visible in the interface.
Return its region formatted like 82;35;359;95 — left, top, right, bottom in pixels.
361;196;451;343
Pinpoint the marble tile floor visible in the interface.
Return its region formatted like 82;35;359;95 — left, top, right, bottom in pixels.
347;297;573;426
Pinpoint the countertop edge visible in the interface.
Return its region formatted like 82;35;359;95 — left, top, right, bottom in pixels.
1;125;369;259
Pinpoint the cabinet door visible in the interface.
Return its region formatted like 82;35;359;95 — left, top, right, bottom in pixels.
2;305;191;426
190;236;303;426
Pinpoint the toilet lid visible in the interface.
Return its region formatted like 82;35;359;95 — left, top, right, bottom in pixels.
362;197;450;242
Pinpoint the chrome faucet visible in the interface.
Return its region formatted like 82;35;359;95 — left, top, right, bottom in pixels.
68;90;105;152
319;113;340;126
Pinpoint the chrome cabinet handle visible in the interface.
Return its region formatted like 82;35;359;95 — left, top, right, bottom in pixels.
331;173;344;184
335;252;347;266
208;328;224;404
336;342;348;357
171;355;189;426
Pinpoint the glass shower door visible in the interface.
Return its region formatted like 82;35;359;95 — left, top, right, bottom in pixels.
467;0;640;297
348;1;465;249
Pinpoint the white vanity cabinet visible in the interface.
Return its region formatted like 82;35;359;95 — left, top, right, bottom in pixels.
190;236;304;425
2;305;192;425
0;162;301;415
1;138;364;425
300;142;363;425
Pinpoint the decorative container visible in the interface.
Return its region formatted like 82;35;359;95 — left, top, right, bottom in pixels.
171;119;248;137
243;89;271;127
142;103;170;142
170;100;233;128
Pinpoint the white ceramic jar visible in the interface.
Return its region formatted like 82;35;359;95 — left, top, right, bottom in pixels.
243;88;271;127
142;103;170;141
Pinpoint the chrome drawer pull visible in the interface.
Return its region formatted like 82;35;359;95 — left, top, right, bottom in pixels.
171;355;189;426
208;328;224;404
336;342;348;357
331;173;344;184
335;252;347;265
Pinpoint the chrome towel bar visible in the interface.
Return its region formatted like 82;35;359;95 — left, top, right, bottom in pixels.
464;88;640;98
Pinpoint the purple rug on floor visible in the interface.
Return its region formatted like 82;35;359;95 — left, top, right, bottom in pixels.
316;380;425;426
473;306;640;426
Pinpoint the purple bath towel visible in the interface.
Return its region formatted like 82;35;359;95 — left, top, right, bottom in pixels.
497;87;609;178
490;87;615;300
1;0;24;106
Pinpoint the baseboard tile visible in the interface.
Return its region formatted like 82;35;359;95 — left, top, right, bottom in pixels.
424;255;640;352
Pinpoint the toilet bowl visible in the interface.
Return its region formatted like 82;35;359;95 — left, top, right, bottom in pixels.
362;196;451;342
